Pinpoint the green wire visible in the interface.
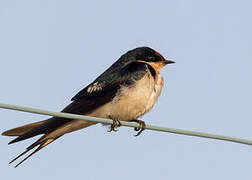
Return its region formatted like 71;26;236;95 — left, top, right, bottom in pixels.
0;103;252;146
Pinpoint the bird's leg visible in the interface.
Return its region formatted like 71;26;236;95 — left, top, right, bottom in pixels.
108;116;121;132
131;119;146;136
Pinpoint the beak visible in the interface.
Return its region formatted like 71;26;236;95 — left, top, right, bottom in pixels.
164;59;175;64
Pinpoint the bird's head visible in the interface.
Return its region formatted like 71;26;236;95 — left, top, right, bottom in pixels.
126;47;174;64
123;47;174;72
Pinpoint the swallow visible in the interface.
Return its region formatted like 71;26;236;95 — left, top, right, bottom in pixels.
2;47;174;167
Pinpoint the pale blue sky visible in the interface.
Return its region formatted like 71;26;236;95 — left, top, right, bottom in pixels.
0;0;252;179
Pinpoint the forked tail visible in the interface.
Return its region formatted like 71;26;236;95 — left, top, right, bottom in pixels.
2;117;96;167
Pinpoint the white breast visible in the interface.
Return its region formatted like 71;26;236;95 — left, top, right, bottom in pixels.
88;71;164;121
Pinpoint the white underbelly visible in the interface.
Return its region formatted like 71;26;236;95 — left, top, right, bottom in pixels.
88;73;164;121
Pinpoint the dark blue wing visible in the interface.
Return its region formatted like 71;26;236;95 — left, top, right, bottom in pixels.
63;61;149;115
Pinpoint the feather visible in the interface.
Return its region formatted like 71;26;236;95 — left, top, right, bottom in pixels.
2;120;47;136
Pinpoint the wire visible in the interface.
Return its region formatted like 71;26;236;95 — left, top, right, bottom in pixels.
0;103;251;146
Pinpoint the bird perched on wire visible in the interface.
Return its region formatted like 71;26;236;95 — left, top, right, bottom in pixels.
2;47;175;167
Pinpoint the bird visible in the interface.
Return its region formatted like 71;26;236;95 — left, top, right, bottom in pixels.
2;46;174;167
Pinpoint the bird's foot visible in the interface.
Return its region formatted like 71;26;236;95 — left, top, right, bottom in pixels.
131;119;146;136
108;118;121;132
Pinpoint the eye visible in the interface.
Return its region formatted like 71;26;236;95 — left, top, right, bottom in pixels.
148;56;155;61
